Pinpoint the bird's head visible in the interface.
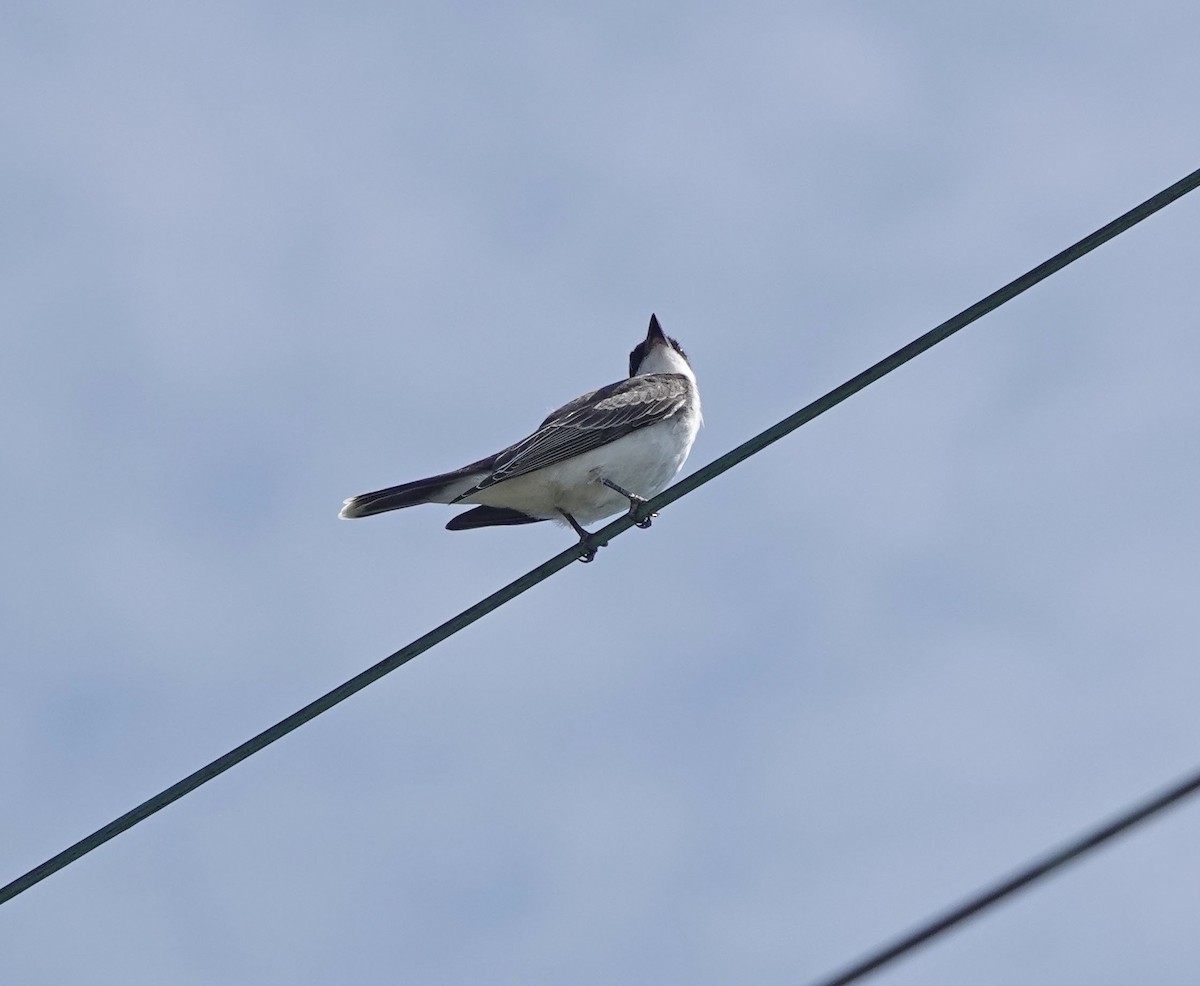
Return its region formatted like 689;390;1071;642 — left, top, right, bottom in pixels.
628;314;693;379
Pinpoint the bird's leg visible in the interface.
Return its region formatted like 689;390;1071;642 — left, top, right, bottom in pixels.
601;478;656;528
559;510;604;563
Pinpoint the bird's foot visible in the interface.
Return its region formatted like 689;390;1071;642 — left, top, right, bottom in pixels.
631;504;657;529
560;510;606;564
600;479;657;529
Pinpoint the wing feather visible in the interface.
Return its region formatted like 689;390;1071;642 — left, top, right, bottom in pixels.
451;374;691;500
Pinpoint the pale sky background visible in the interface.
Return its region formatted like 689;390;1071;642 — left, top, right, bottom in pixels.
4;3;1200;984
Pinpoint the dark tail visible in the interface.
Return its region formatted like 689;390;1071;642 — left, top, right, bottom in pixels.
339;473;465;519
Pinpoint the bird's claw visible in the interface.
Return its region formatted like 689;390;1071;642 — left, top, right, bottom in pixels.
620;491;655;529
602;479;657;530
576;534;607;563
632;508;657;529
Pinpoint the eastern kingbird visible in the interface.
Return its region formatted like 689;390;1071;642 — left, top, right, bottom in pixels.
340;314;701;561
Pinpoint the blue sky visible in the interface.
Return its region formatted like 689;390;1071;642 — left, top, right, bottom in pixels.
4;3;1200;983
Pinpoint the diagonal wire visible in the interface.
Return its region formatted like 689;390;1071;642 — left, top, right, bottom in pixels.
650;166;1200;514
803;764;1200;986
2;166;1199;908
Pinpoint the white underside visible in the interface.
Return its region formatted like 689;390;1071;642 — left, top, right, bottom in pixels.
434;402;701;526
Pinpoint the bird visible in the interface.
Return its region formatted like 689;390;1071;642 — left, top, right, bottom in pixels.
339;314;701;562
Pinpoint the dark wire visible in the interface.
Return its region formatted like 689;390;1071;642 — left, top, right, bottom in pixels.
650;166;1200;513
2;166;1198;908
803;765;1200;986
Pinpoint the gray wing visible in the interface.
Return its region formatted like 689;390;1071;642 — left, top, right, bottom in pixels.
451;374;691;500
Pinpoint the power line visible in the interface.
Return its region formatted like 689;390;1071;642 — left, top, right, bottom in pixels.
803;764;1200;986
3;166;1199;908
651;166;1200;512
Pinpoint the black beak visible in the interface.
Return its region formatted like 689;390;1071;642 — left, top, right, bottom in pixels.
646;313;666;344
